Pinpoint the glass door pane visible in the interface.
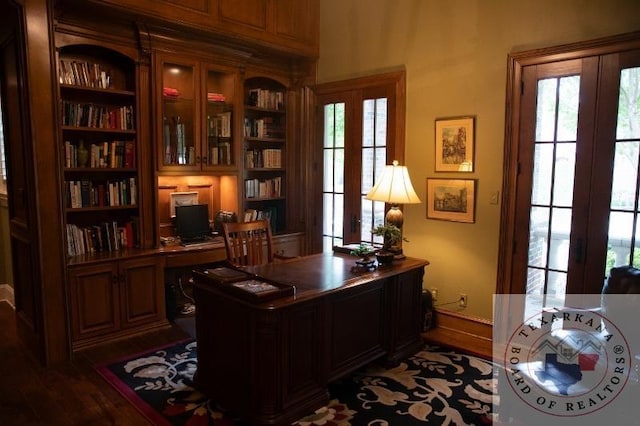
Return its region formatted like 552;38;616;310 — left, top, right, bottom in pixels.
526;75;579;313
322;102;345;251
606;66;640;271
162;62;196;166
205;68;234;167
361;97;387;245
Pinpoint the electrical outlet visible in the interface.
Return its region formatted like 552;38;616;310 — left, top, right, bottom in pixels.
430;288;438;301
459;293;468;308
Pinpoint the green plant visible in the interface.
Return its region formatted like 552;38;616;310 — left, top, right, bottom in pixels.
349;243;375;258
371;222;405;252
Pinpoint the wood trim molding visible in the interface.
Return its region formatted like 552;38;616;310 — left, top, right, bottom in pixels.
422;308;493;360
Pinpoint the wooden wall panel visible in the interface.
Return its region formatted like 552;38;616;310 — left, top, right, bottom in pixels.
217;0;268;30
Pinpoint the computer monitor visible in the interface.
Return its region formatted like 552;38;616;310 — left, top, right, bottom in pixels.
175;204;211;242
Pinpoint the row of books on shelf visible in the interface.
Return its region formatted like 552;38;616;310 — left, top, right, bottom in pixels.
245;177;282;199
209;141;232;165
245;148;282;169
64;140;135;169
59;59;112;89
207;111;232;137
65;177;137;208
62;101;135;130
243;207;278;232
243;117;284;139
162;142;232;166
66;219;139;257
247;88;285;110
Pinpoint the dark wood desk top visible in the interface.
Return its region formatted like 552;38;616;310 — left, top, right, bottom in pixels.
195;252;429;308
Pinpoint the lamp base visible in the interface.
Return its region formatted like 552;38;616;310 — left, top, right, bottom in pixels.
386;205;406;260
385;205;403;229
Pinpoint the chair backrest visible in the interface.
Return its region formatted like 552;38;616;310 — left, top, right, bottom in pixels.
222;219;275;267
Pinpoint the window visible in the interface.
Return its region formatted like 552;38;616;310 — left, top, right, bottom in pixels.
498;34;640;308
312;71;405;253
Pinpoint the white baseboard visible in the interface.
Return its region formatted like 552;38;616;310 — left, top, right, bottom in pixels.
0;284;15;308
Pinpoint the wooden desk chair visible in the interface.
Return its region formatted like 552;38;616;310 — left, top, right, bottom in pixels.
222;219;279;267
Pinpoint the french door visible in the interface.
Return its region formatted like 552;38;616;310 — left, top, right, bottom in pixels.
499;33;640;309
311;71;405;253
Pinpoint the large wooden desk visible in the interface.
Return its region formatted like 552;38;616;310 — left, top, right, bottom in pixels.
192;252;428;425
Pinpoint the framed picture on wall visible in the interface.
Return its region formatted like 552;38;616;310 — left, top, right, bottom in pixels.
169;191;198;217
426;178;476;223
434;116;475;172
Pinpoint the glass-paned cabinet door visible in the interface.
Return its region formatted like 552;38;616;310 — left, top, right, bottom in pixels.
160;59;198;169
204;66;236;169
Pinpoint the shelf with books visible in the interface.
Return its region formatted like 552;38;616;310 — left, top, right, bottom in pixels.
58;43;141;260
243;77;288;233
64;177;137;209
244;148;283;169
63;139;136;170
206;104;233;167
65;217;140;257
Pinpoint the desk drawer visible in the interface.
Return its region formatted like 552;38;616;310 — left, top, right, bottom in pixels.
164;247;227;268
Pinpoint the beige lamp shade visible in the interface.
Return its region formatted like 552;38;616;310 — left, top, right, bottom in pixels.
365;160;421;204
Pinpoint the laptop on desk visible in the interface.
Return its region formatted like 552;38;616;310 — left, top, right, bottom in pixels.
175;204;214;246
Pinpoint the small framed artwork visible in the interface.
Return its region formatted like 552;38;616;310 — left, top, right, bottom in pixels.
426;178;476;223
434;116;475;172
169;191;198;217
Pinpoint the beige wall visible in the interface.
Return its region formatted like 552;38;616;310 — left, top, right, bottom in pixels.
318;0;640;319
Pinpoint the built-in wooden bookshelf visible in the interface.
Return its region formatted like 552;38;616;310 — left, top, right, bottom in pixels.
58;44;141;257
243;77;288;233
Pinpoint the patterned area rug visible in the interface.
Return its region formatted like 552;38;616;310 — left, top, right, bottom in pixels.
96;340;495;425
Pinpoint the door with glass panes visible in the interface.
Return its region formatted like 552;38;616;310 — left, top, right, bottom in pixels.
313;72;405;253
499;36;640;313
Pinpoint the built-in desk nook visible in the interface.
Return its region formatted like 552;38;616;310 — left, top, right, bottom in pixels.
192;252;429;426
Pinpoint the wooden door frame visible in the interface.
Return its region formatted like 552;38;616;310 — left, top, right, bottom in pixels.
0;0;68;365
497;31;640;294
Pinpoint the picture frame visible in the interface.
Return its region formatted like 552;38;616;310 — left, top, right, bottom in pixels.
434;116;475;172
426;178;476;223
169;191;199;217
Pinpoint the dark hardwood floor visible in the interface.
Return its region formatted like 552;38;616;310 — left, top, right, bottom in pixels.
0;301;192;425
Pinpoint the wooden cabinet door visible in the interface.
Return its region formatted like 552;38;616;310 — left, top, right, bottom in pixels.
68;262;120;342
273;0;318;47
119;256;165;329
156;54;201;172
326;281;386;380
217;0;268;31
281;300;324;411
385;268;425;365
97;0;215;28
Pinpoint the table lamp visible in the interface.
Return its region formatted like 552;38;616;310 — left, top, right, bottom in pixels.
365;160;421;258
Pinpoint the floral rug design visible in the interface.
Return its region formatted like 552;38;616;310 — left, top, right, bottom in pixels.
96;340;494;425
